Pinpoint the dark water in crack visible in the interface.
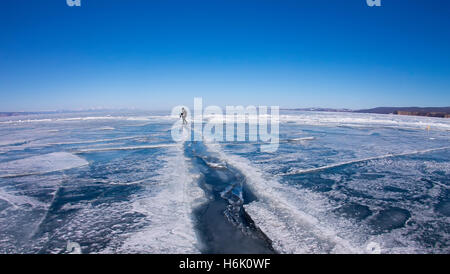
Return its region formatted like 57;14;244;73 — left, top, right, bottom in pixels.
184;141;275;254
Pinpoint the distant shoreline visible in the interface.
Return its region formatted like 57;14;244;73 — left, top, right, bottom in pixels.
1;106;450;119
284;107;450;118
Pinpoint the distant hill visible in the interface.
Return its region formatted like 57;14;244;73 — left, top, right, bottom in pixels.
354;107;450;118
284;107;450;118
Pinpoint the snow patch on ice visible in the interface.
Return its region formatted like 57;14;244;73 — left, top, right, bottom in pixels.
0;152;88;178
113;144;205;254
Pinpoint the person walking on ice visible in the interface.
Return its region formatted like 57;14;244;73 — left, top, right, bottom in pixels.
180;107;188;125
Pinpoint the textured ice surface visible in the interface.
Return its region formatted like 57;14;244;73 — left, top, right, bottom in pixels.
110;144;204;254
207;143;360;253
0;110;448;253
0;111;200;253
211;112;450;254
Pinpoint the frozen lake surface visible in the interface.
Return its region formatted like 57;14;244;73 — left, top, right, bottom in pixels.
0;110;449;253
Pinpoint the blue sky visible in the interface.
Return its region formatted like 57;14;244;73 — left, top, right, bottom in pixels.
0;0;449;111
